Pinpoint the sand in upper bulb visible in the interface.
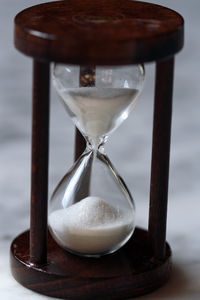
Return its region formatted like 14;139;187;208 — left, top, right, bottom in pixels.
57;87;139;140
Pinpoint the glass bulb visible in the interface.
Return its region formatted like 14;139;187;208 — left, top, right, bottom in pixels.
53;64;144;147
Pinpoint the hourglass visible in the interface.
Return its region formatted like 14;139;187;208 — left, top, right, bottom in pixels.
11;0;184;299
49;64;144;256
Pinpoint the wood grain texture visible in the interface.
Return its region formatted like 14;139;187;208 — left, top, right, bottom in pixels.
30;60;50;266
10;228;172;300
148;57;174;260
14;0;184;64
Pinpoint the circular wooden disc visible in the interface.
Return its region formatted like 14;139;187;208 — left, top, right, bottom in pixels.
14;0;184;64
10;228;172;299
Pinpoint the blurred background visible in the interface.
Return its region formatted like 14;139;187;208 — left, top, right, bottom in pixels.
0;0;199;299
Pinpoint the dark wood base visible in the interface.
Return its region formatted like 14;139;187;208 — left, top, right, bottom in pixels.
10;228;172;299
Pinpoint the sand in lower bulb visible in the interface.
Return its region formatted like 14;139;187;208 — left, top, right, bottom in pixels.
48;196;135;256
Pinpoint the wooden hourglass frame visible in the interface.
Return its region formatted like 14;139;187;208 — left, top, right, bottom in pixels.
10;1;184;299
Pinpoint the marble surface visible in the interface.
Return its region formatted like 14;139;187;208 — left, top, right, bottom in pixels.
0;0;200;299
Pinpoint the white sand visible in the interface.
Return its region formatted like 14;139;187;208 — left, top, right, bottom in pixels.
56;87;139;142
49;196;134;254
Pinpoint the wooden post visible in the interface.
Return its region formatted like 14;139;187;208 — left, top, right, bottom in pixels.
148;57;175;260
74;66;96;199
30;60;50;265
74;65;96;161
74;129;86;161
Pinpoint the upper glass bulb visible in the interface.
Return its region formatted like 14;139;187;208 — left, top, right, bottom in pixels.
53;64;145;147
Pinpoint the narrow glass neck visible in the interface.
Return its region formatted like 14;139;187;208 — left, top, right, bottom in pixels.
86;136;107;153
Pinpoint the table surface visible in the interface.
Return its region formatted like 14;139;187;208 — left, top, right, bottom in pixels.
0;0;200;299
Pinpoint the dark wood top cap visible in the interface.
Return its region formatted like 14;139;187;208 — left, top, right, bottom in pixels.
14;0;184;64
